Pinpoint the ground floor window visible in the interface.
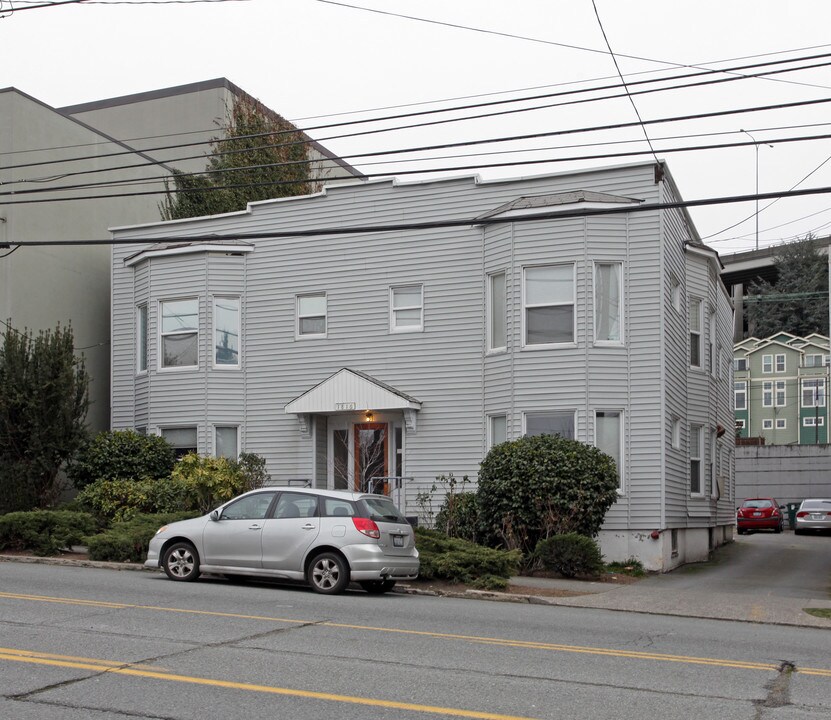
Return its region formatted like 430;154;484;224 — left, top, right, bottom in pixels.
215;426;239;458
595;410;623;491
160;426;197;458
489;414;507;447
525;411;574;439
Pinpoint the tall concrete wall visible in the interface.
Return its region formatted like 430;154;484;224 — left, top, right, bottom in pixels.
736;445;831;504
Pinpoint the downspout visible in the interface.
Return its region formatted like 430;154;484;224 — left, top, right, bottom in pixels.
658;179;667;535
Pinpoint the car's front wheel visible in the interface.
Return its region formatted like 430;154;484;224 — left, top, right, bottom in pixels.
308;552;350;594
359;579;397;594
162;542;200;582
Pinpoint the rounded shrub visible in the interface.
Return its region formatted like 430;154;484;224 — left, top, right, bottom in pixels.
68;430;175;489
535;533;604;578
77;476;194;523
476;433;619;558
434;492;479;542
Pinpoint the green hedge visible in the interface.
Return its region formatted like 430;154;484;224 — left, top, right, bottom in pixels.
0;510;97;556
535;533;604;578
415;527;521;588
84;512;199;563
76;476;195;523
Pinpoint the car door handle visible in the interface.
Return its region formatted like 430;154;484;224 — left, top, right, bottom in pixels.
248;523;262;530
302;523;316;530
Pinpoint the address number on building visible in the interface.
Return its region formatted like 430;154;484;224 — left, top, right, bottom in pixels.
335;402;356;410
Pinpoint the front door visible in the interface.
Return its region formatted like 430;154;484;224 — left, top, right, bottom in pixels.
354;422;388;493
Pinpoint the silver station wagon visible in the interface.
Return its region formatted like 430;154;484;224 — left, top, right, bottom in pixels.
145;487;419;594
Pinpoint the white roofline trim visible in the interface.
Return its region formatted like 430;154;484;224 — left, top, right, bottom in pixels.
124;243;254;267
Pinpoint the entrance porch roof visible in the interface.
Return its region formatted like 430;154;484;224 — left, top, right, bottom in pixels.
284;368;422;415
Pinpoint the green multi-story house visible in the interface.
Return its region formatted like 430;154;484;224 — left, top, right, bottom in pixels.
734;333;829;444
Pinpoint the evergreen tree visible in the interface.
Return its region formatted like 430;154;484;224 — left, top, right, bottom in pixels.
745;236;829;338
160;96;315;220
0;323;89;513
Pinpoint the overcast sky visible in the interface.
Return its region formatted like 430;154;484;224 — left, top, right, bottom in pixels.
3;0;831;255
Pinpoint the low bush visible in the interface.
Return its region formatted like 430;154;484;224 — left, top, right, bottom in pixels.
84;512;199;563
76;476;194;523
606;557;646;577
535;533;604;578
434;492;479;543
415;527;521;584
0;510;96;556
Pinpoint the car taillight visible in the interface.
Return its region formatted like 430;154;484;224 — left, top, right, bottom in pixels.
796;511;809;518
352;517;380;539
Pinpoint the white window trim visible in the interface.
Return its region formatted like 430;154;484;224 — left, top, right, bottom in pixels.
522;263;576;350
734;381;747;410
296;292;327;340
802;378;826;408
487;271;507;354
775;353;786;373
775;380;786;407
595;409;625;494
670;275;681;313
214;424;240;459
389;284;424;334
136;303;148;375
523;410;577;438
762;419;773;430
804;416;825;427
158;297;199;372
762;381;773;407
213;296;241;369
708;309;716;377
775;418;787;429
158;425;199;456
593;261;624;346
734;357;748;372
690;423;703;496
487;414;508;448
671;417;682;450
689;297;702;369
736;419;746;429
762;354;773;373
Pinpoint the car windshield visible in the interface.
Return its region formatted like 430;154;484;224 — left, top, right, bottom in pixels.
742;499;773;509
361;497;407;523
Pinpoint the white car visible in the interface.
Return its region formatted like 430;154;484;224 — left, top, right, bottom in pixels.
145;487;419;594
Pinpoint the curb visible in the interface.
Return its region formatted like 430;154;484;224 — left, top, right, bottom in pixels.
0;554;150;573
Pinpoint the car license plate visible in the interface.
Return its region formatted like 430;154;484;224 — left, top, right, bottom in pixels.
393;535;404;547
811;513;824;520
753;512;761;517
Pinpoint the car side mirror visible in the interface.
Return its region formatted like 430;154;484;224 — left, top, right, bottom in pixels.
210;510;220;522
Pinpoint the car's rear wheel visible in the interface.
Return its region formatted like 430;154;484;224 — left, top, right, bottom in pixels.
359;579;397;595
737;529;745;535
775;522;783;534
162;542;200;582
308;552;350;594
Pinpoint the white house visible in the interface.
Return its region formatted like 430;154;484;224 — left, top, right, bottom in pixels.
109;161;735;571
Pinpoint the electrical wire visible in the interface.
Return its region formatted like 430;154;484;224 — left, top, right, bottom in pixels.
5;50;830;174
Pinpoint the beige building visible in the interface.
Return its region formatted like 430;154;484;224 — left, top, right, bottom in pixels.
0;79;361;433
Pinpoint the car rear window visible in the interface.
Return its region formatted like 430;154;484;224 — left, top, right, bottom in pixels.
359;497;407;523
801;500;831;510
322;498;357;517
742;499;773;509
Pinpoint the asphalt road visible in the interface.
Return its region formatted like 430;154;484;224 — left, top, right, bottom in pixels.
1;561;829;720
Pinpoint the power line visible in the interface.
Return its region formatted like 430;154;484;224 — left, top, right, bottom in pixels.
5;51;830;174
5;185;831;245
7;130;831;201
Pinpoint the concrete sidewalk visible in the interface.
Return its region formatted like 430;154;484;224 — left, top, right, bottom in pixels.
3;552;830;629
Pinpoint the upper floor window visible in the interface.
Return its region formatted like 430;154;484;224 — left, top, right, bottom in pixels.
671;417;682;449
734;357;748;372
523;264;574;346
297;293;327;338
734;381;747;410
689;424;702;495
762;381;773;407
775;354;786;373
802;378;826;407
525;411;575;439
689;298;702;367
775;380;786;407
160;298;198;369
595;262;622;344
670;275;681;313
488;272;506;351
804;354;826;368
390;284;423;333
762;354;773;373
708;309;716;376
214;297;240;367
136;304;148;374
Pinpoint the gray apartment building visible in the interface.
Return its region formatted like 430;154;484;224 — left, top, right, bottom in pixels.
109;161;735;571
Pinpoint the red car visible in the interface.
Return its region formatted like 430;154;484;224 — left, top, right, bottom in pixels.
736;498;784;534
